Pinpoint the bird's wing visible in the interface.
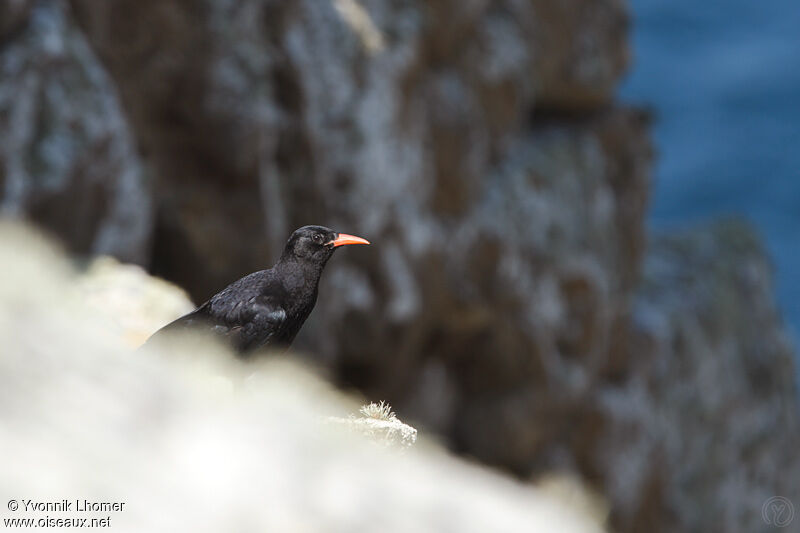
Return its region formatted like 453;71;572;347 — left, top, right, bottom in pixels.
146;294;286;354
205;289;287;352
143;305;221;346
146;270;288;353
146;307;212;336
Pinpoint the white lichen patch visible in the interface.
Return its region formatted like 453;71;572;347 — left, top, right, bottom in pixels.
327;401;418;449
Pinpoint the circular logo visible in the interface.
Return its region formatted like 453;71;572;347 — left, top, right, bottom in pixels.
762;496;795;528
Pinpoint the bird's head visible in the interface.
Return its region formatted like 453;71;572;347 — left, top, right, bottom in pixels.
282;225;370;264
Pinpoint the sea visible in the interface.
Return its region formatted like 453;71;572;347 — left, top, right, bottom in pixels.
620;0;800;343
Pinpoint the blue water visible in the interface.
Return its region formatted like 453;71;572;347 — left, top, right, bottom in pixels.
620;0;800;340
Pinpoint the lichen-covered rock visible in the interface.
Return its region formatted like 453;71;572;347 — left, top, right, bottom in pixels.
68;0;634;297
597;220;800;533
314;109;651;460
328;401;418;449
528;0;630;107
0;1;151;263
77;256;194;348
70;0;300;292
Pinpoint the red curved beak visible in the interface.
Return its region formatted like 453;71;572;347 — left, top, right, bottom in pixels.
331;233;370;247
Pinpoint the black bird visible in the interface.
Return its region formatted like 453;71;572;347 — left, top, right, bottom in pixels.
146;225;370;353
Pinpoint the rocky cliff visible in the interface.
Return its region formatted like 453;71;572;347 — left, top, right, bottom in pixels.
0;1;796;531
0;0;150;262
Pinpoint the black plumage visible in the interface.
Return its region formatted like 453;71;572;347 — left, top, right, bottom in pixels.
146;225;369;353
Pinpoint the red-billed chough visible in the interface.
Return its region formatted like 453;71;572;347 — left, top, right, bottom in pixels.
146;225;369;353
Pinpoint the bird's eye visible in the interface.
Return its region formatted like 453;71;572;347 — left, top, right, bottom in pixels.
312;233;324;245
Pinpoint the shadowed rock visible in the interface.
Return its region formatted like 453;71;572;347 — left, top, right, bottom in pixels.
0;1;151;263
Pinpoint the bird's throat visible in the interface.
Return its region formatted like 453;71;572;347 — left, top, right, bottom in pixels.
275;257;325;303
